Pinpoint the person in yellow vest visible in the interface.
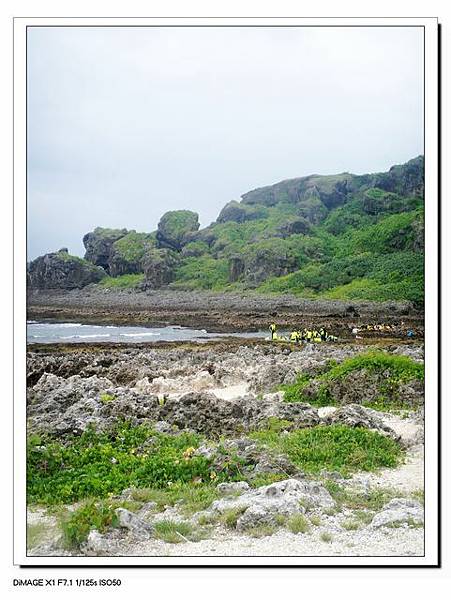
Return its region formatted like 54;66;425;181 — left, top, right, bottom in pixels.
269;323;277;340
290;330;298;343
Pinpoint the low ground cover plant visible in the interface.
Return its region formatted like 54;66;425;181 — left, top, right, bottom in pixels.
281;351;424;411
27;423;217;505
250;425;402;476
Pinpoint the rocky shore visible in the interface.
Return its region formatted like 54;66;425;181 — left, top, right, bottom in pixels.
27;288;424;334
27;338;425;558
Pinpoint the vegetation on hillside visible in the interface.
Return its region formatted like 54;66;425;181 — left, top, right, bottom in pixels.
76;157;425;303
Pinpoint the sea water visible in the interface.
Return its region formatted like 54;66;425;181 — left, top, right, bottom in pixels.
26;321;266;344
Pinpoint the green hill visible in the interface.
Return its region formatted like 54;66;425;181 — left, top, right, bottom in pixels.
29;156;424;305
165;156;424;305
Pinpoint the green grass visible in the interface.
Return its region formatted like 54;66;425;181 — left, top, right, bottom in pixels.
27;423;218;505
112;231;155;263
153;520;207;543
287;514;310;534
341;519;360;531
246;525;277;538
99;273;145;288
320;532;333;543
324;351;424;382
323;481;400;512
172;256;230;290
99;393;115;404
250;425;403;477
220;507;247;529
281;351;424;411
60;500;118;548
126;483;220;516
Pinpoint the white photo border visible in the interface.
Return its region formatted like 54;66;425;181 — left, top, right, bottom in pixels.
13;16;440;567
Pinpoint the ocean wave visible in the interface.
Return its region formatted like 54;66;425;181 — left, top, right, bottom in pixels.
61;334;111;339
120;332;161;337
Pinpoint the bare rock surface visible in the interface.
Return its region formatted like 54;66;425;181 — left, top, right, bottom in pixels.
371;498;424;528
203;479;334;531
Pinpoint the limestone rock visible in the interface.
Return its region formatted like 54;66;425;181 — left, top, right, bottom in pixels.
82;530;117;556
83;227;128;271
115;508;154;539
216;481;250;496
323;404;399;440
206;478;334;530
371;498;424;528
156;210;200;251
142;248;179;289
27;250;106;290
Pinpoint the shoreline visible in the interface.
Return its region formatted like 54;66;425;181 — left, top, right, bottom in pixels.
27;288;424;334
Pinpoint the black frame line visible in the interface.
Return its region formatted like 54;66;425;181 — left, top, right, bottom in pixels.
15;20;441;569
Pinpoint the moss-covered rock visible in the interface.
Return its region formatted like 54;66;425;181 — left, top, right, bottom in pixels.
156;210;200;251
27;250;106;289
142;248;180;289
217;201;268;224
83;227;128;272
109;232;156;276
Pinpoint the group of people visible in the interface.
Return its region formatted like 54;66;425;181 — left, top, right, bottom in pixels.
359;323;396;332
350;322;415;338
269;324;338;344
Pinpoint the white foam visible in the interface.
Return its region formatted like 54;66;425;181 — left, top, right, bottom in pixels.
61;334;111;339
120;332;161;337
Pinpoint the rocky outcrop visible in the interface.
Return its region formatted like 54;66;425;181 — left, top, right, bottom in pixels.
276;217;311;237
240;156;424;224
83;228;156;276
323;404;399;440
27;372;319;437
241;172;354;216
302;370;424;410
228;256;245;282
371;498;424;528
158;391;320;436
108;232;156;277
27;373;160;436
156;211;200;251
142;248;179;289
368;156;424;198
242;244;300;286
217;201;267;224
83;227;128;272
203;478;334;530
27;250;106;290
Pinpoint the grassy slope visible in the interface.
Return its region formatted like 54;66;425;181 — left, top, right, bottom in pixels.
89;165;424;303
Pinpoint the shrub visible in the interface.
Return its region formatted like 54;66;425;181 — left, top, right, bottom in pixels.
60;500;118;548
172;256;230;290
281;351;424;409
250;425;402;476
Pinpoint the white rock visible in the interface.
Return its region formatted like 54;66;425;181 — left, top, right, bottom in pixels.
371;498;424;528
216;481;250;495
115;508;154;539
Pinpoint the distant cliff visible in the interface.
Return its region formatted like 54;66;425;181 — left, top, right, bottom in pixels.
28;156;424;304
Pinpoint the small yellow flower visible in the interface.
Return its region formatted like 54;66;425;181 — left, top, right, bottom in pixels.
210;471;217;480
183;447;196;460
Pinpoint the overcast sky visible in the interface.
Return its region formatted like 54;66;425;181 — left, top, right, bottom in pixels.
27;26;424;259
